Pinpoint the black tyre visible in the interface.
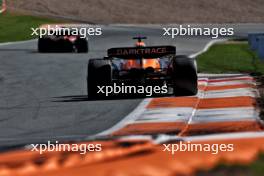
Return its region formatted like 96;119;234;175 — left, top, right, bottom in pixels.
76;38;88;53
172;55;198;96
87;59;112;99
38;38;49;53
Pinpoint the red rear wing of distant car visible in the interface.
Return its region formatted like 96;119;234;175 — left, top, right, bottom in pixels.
107;46;176;58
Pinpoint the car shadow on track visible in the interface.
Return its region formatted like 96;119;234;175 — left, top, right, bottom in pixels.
52;95;90;102
52;94;172;102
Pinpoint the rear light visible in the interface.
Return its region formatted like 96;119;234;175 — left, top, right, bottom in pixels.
64;36;77;42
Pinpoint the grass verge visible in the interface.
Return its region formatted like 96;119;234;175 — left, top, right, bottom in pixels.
197;42;264;75
0;12;61;43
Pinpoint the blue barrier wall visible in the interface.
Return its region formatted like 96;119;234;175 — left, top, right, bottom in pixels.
248;33;264;51
257;36;264;60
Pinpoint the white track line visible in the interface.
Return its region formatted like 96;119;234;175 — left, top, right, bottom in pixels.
193;107;259;123
178;79;207;136
189;39;227;58
134;107;193;123
208;80;255;86
184;131;264;142
0;39;37;46
95;98;152;136
203;88;258;98
199;73;247;78
153;131;264;144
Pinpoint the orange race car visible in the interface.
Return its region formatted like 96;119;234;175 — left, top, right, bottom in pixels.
87;37;197;98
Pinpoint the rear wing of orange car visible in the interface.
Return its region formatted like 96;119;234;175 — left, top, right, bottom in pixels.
107;46;176;59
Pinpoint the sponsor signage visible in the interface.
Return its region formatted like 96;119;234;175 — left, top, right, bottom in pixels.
108;46;176;58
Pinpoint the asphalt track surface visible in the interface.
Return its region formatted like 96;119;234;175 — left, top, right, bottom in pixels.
0;24;264;148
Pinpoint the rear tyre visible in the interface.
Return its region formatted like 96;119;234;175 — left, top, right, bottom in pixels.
172;55;198;96
38;38;49;53
87;59;112;99
76;39;88;53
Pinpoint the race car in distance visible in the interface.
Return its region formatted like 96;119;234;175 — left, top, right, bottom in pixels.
87;37;197;98
38;27;88;53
